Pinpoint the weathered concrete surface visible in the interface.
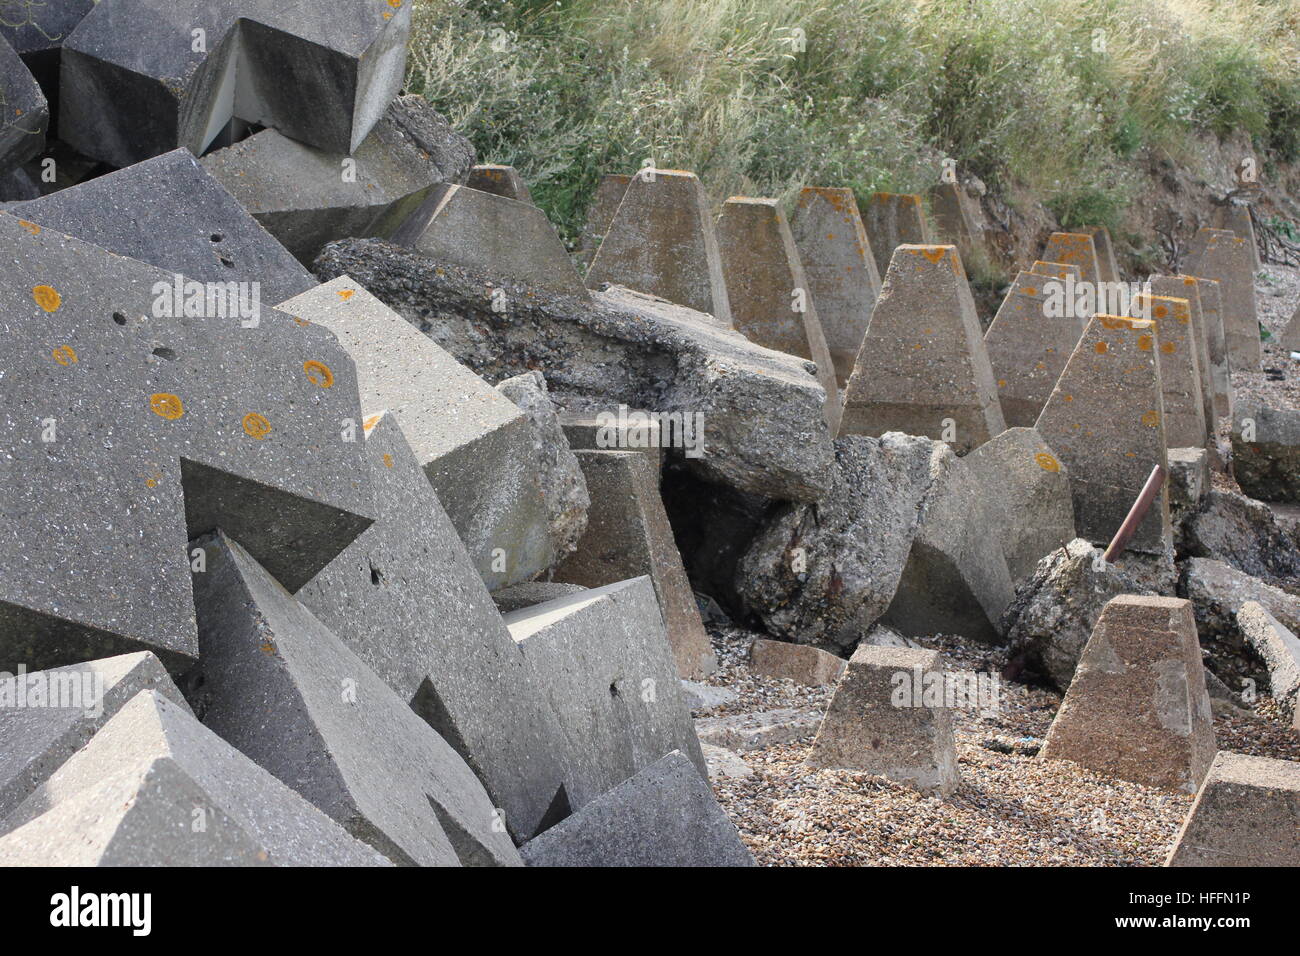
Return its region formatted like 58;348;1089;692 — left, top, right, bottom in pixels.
1145;276;1215;444
1167;446;1209;525
929;182;982;261
559;411;663;472
1167;751;1300;866
1182;275;1231;418
1039;232;1101;287
585;170;732;325
0;213;375;676
1186;227;1261;372
748;638;846;687
1180;489;1300;583
1283;300;1300;350
984;270;1086;427
863;192;930;277
807;644;961;797
1002;539;1153;690
503;577;706;810
1232;396;1300;504
790;187;881;385
0;653;190;825
1083;226;1121;283
1040;595;1216;792
10;148;316;304
553;450;716;679
314;238;835;503
294;413;571;843
202;94;474;265
717;196;840;431
1035;315;1172;554
1212;202;1261;270
393;183;587;297
518;751;754;867
0;34;46;173
1128;293;1206;449
1237;601;1300;726
1030;261;1081;280
491;581;588;613
60;0;410;165
840;244;1006;454
963;427;1076;582
695;708;821;751
192;532;522;867
466;164;533;203
579;173;630;266
275;277;551;590
1;690;390;865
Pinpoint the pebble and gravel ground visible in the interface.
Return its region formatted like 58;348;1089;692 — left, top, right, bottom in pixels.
697;264;1300;868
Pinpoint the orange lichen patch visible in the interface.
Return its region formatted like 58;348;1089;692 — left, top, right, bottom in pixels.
336;288;355;301
17;220;40;235
363;413;383;432
912;246;947;264
1183;277;1197;286
150;393;184;420
259;640;276;656
1035;452;1061;473
388;0;403;7
1097;314;1134;330
382;453;394;469
32;285;61;312
292;316;310;327
1094;341;1109;354
1023;286;1037;296
1064;394;1074;402
303;360;334;388
1141;410;1161;428
997;378;1007;387
871;192;894;201
1138;334;1154;351
1160;341;1176;354
51;345;78;366
1153;304;1168;319
242;412;272;440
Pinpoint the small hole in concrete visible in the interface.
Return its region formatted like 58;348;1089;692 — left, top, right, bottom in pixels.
210;234;224;243
152;347;176;361
112;312;127;325
370;563;382;586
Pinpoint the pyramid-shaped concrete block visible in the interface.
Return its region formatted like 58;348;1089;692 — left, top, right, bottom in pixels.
1030;260;1082;280
807;644;961;797
554;450;717;680
841;243;1006;454
863;192;930;277
9;148;315;304
503;577;706;811
1041;595;1216;792
929;182;982;259
0;33;46;173
585;169;732;325
202;94;474;265
1145;276;1216;439
1184;275;1230;417
1128;292;1207;449
790;187;881;385
59;0;410;165
1;690;390;865
1283;300;1300;350
191;531;523;867
1082;226;1121;283
296;412;570;842
1167;752;1300;866
1212;203;1261;270
1039;232;1102;287
717;196;841;431
518;751;755;867
466;164;533;204
1035;314;1172;553
0;652;191;823
579;173;630;265
1187;227;1261;371
393;183;585;297
275;277;552;590
0;213;375;675
985;269;1087;427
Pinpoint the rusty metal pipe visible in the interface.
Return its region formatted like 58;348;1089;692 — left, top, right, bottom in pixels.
1102;464;1167;562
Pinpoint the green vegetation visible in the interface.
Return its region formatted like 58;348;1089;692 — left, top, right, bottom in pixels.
407;0;1300;246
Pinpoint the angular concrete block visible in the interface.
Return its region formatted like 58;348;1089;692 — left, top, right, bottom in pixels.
1180;275;1230;418
504;577;706;810
1186;227;1260;372
491;581;589;614
1146;275;1215;440
1039;232;1101;287
1083;225;1121;283
554;450;715;679
790;186;881;384
863;192;930;278
807;644;961;797
718;196;841;432
1167;751;1300;866
840;243;1006;454
1030;260;1082;280
1035;314;1172;553
192;532;523;867
1212;203;1261;270
579;173;630;266
10;148;315;304
1041;595;1216;792
585;169;732;325
275;277;551;590
1231;396;1300;504
295;413;571;842
748;639;845;687
60;0;410;165
466;164;533;203
0;33;46;172
929;182;982;260
203;94;474;265
0;213;375;675
1167;446;1209;522
559;411;663;472
1284;300;1300;350
0;653;191;825
985;269;1086;427
964;427;1076;582
1236;601;1300;726
1128;293;1207;449
1;690;390;866
392;182;586;297
519;751;754;867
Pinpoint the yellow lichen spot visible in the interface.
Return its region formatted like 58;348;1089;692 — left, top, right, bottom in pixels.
363;414;382;432
17;220;40;235
1035;453;1060;472
1161;341;1176;354
388;0;402;7
1141;409;1160;428
293;316;310;327
1023;286;1037;297
1138;334;1153;351
382;453;394;469
242;412;272;440
51;345;77;366
145;477;157;488
1183;277;1196;286
32;285;61;312
997;378;1007;387
303;360;334;388
1064;394;1074;402
259;640;276;656
336;289;355;301
1153;304;1168;319
1094;341;1109;354
150;393;184;420
919;246;946;264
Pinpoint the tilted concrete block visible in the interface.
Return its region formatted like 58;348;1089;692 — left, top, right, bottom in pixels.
1128;293;1207;449
1167;751;1300;866
1083;225;1121;283
0;33;45;173
1231;396;1300;504
578;173;630;266
1186;227;1260;372
863;192;929;278
1039;232;1101;287
748;639;845;687
1183;275;1230;418
465;164;533;203
1236;601;1300;726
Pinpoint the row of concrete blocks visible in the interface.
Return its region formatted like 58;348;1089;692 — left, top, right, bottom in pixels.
801;593;1300;865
